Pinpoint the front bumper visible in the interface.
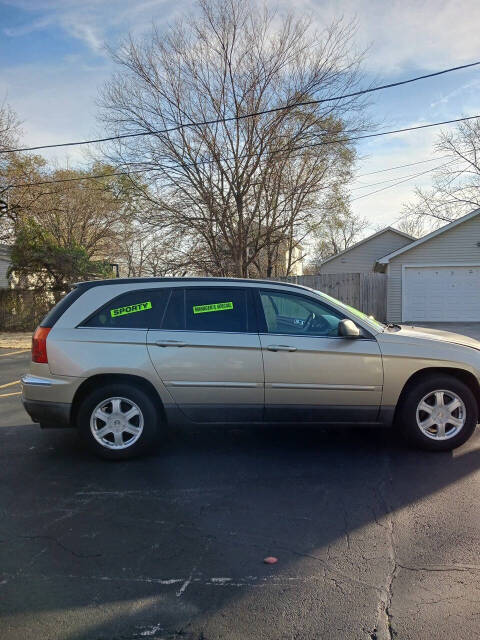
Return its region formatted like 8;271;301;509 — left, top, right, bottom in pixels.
22;398;72;428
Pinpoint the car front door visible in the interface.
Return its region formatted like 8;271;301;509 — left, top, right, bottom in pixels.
256;289;383;422
147;286;264;422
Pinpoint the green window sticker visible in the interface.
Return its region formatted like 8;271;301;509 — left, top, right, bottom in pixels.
193;301;234;314
110;301;152;318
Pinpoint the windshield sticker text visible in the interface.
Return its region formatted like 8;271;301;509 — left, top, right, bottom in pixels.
110;301;152;318
193;302;234;314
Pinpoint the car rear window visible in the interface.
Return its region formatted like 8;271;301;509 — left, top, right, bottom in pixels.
40;287;83;328
83;289;170;329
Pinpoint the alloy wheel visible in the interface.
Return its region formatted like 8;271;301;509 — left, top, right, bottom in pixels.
90;396;144;450
416;389;466;440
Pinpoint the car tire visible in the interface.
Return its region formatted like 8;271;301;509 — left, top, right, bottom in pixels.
77;383;160;460
399;374;478;451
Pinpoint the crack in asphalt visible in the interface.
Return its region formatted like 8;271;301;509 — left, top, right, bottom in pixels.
20;534;102;559
384;515;398;640
396;563;480;573
370;454;397;640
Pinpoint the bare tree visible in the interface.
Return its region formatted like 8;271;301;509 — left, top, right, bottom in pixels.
305;186;368;270
118;219;192;277
0;100;20;152
0;101;21;217
31;166;133;259
396;215;426;238
0;102;181;281
100;0;369;277
402;117;480;229
2;161;132;253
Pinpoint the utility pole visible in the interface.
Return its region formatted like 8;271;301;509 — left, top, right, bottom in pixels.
109;263;120;278
0;187;9;216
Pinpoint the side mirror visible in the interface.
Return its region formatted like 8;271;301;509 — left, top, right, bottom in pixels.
338;318;360;338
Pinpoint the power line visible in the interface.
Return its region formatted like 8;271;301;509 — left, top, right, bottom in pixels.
4;153;456;192
350;159;457;202
351;161;454;201
333;114;480;145
8;149;452;191
7;167;148;189
2;60;480;155
353;154;452;178
362;160;468;229
5;113;480;191
351;160;458;191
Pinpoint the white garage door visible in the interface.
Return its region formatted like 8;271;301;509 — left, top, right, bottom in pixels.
403;266;480;321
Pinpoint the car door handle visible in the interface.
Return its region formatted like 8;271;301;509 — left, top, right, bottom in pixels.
155;340;187;347
266;344;297;352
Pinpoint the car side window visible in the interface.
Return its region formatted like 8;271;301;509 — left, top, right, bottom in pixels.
83;289;169;329
259;290;345;337
185;288;248;332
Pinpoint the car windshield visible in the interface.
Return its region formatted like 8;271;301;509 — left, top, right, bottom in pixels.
314;291;385;331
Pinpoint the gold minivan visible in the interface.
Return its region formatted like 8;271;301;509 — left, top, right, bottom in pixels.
22;278;480;459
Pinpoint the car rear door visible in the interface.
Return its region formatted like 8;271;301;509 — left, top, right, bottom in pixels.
50;287;170;377
256;288;383;422
147;286;264;422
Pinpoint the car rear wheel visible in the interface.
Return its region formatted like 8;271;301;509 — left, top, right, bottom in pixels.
399;375;478;451
77;383;160;459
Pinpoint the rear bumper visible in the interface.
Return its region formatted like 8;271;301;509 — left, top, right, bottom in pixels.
21;372;82;427
22;399;72;428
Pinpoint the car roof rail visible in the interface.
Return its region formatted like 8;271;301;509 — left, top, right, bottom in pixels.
74;276;312;292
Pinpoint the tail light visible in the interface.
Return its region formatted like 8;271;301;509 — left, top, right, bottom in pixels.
32;327;51;363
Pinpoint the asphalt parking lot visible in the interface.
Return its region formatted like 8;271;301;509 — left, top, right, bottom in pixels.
1;343;480;640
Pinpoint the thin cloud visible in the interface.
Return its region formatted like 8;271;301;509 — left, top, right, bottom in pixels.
3;15;53;36
430;79;480;109
1;0;176;53
294;0;480;73
64;20;103;53
4;0;480;70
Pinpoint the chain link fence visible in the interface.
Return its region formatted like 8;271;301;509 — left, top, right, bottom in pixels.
0;290;67;332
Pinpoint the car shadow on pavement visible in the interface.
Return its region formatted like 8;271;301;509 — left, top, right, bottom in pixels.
1;423;480;639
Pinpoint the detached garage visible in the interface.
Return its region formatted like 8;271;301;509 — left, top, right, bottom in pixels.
376;208;480;322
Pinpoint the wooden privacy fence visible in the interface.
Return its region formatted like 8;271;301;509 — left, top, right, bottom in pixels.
269;273;387;321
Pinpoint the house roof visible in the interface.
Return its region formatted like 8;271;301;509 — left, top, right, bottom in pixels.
376;207;480;264
318;226;414;267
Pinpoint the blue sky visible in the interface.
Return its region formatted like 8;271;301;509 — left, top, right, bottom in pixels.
1;0;480;230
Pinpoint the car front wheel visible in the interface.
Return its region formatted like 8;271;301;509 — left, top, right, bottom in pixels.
77;383;159;459
399;374;478;451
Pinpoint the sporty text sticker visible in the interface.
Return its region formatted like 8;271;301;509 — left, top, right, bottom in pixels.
193;302;234;314
110;301;152;318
